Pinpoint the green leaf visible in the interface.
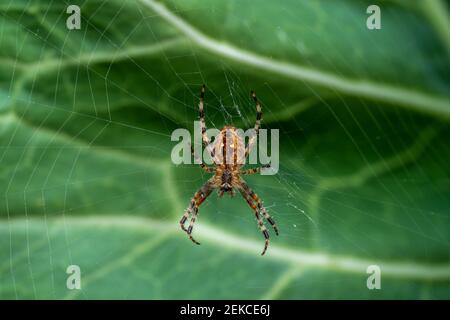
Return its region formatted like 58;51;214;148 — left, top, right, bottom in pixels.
0;0;449;299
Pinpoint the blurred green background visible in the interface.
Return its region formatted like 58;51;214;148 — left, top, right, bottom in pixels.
0;0;449;299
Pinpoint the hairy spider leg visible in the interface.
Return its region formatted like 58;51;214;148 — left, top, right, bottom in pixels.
240;181;279;233
179;179;215;244
240;164;271;175
238;180;279;255
245;91;262;159
190;143;214;173
198;85;217;163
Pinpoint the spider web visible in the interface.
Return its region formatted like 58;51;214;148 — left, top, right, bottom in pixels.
0;0;449;299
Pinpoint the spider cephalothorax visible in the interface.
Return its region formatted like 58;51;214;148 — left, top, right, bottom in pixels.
179;85;279;255
217;167;234;196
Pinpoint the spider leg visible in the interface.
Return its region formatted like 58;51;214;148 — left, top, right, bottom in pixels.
198;85;217;163
179;179;215;245
239;179;279;236
238;180;278;255
258;202;279;236
238;185;269;255
240;164;271;175
199;85;209;146
199;84;214;154
190;143;214;173
245;91;262;159
256;211;270;256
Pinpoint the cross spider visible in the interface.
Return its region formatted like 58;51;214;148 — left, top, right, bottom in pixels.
179;85;279;255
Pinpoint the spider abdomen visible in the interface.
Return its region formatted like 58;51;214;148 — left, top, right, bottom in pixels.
212;126;246;166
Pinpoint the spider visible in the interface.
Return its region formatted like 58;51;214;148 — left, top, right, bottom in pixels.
179;85;279;255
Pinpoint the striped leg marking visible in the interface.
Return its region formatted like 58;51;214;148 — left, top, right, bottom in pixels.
179;180;214;245
190;143;213;173
240;180;279;239
199;85;210;147
238;182;272;255
258;203;279;236
198;85;217;163
240;164;271;175
256;211;270;256
245;91;262;159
